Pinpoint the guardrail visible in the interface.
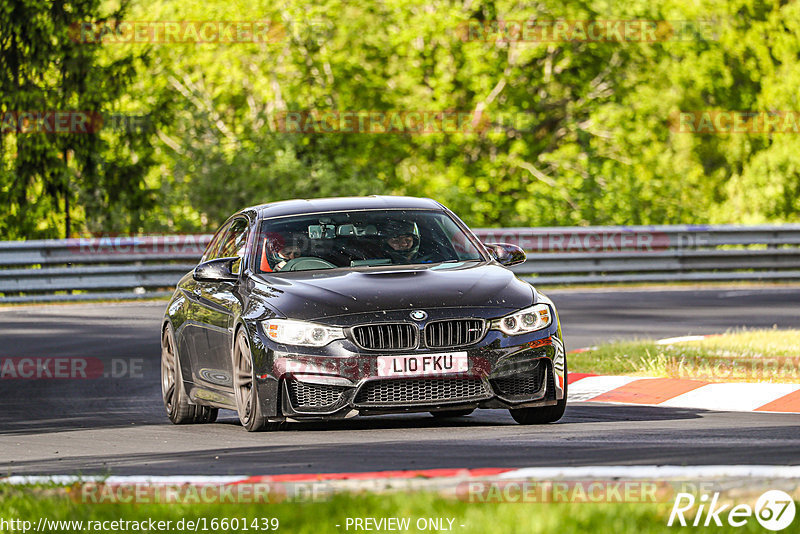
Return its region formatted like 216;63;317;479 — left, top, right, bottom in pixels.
472;224;800;285
2;225;800;303
0;236;212;303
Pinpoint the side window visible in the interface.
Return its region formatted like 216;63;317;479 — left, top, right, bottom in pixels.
201;221;232;263
216;218;250;273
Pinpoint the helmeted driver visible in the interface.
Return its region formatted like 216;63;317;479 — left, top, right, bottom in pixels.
382;220;420;263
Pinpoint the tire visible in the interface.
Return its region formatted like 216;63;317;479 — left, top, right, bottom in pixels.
509;362;568;425
233;328;280;432
430;409;474;418
161;322;218;424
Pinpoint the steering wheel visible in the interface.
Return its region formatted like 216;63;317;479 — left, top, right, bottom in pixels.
281;257;337;272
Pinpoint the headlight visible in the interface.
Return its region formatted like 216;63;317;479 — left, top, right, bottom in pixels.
263;319;345;347
492;304;552;335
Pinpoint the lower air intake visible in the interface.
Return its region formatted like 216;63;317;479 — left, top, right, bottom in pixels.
354;378;487;405
287;380;347;409
491;365;547;398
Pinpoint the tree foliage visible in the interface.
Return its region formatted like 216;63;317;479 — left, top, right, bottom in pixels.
2;0;800;236
1;0;156;238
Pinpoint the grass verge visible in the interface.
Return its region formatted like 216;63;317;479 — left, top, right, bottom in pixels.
569;328;800;382
1;485;791;534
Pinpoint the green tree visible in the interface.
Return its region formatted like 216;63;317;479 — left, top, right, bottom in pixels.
0;0;157;238
5;0;800;237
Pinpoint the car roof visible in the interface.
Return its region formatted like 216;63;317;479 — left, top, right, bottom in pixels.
245;195;445;219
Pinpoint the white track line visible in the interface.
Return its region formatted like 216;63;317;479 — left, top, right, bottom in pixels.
498;465;800;480
660;383;800;411
568;375;643;401
6;466;800;486
655;335;711;345
1;475;245;485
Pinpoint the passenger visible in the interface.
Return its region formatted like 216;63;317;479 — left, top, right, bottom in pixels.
273;244;302;271
261;234;304;272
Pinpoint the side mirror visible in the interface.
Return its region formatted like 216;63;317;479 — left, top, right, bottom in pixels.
484;243;526;267
193;257;239;283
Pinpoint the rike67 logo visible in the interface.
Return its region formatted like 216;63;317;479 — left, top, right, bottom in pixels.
668;490;796;530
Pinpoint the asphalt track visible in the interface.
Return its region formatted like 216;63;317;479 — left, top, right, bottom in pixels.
1;286;799;475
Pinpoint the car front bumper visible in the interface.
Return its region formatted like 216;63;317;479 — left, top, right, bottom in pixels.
249;308;566;420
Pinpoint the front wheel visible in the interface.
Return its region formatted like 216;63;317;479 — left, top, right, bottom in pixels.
509;364;567;425
161;322;218;424
233;328;280;432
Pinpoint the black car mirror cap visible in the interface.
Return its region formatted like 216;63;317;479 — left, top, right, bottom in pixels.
193;257;240;283
484;243;526;267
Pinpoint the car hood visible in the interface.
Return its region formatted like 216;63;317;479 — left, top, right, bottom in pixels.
251;262;534;321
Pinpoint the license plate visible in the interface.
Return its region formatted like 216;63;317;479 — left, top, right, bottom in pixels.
377;352;468;377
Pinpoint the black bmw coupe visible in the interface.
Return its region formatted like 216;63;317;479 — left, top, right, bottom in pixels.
161;196;567;431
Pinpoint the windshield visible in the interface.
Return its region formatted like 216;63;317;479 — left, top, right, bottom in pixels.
253;209;485;273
